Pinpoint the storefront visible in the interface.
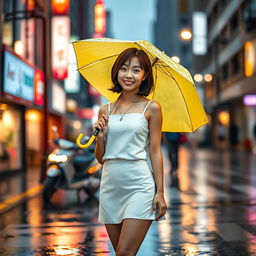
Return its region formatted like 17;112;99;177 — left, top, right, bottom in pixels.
25;69;45;168
0;46;45;173
25;109;43;167
212;94;256;150
242;95;256;150
0;102;23;172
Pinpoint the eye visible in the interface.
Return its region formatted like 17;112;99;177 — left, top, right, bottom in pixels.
120;66;127;71
133;69;140;73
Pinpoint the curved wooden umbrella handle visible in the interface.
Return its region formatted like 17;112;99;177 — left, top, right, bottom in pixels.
76;128;100;148
77;95;121;148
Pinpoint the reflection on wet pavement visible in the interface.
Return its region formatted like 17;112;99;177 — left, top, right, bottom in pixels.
0;147;256;255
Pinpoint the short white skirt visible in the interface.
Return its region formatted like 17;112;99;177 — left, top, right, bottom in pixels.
98;159;157;224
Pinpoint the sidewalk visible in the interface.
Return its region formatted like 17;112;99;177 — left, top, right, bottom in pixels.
1;146;256;255
0;167;42;215
1;146;255;216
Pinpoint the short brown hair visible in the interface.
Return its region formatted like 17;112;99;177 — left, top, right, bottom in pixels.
109;48;154;96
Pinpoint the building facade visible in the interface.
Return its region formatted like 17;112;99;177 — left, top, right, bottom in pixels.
154;0;192;69
0;0;52;198
154;0;210;145
0;0;99;201
193;0;256;149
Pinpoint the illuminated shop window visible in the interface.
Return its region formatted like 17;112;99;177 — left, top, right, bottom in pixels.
0;104;22;171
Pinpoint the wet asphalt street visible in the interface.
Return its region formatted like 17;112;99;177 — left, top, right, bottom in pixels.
0;146;256;256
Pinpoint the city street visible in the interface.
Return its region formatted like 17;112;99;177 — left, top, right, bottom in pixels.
1;146;256;256
1;0;256;255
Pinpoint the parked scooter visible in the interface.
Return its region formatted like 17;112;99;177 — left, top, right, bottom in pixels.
42;127;102;203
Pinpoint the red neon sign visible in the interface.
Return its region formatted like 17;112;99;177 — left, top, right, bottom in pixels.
52;0;70;15
95;0;106;35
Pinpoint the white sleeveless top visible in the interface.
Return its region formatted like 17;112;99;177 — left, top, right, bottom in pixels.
103;101;153;161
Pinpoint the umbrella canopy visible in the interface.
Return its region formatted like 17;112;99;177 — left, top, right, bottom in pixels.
72;38;208;132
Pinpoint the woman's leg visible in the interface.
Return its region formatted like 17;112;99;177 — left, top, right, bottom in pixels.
116;218;152;256
105;223;123;251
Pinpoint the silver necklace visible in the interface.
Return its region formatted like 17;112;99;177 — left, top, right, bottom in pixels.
118;103;134;121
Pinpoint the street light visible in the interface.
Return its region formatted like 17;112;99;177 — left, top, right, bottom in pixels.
180;29;192;40
204;73;213;82
194;73;203;82
194;73;213;83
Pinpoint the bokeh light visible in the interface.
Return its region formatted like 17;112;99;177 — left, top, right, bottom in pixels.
219;111;230;126
194;73;203;82
180;29;192;40
171;56;180;63
204;73;213;82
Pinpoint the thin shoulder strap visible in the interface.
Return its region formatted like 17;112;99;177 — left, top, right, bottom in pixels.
107;94;122;116
107;103;111;114
142;100;153;115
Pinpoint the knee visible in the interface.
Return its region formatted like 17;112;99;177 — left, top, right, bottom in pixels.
116;246;134;256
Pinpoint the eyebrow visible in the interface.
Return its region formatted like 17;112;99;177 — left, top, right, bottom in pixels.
122;64;142;68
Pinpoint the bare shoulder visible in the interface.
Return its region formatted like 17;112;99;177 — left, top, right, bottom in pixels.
147;100;162;128
148;100;162;114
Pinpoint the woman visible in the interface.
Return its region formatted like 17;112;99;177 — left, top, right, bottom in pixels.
93;48;167;256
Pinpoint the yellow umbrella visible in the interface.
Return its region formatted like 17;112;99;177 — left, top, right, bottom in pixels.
73;38;208;148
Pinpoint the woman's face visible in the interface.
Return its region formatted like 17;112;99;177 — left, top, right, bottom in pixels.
117;56;146;93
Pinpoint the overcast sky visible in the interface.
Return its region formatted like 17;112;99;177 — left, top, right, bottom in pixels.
105;0;156;42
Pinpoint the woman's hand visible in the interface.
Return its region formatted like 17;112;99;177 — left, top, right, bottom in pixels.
93;114;108;138
153;193;167;221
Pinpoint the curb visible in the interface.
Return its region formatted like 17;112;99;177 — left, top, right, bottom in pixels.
0;184;43;215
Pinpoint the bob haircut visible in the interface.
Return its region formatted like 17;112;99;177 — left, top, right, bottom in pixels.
109;48;154;96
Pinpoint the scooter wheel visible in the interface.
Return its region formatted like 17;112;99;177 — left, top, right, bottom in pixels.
42;177;57;203
84;187;97;197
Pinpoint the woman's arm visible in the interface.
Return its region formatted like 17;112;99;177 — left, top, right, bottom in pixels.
93;104;108;164
148;101;167;220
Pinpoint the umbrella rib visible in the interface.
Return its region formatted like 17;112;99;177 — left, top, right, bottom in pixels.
154;64;175;79
77;54;120;71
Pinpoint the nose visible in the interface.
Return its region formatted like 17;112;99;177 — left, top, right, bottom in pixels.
125;68;133;78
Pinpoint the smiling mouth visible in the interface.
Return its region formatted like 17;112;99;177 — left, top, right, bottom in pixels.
123;80;134;85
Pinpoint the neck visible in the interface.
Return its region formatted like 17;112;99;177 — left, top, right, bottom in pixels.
119;91;141;103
